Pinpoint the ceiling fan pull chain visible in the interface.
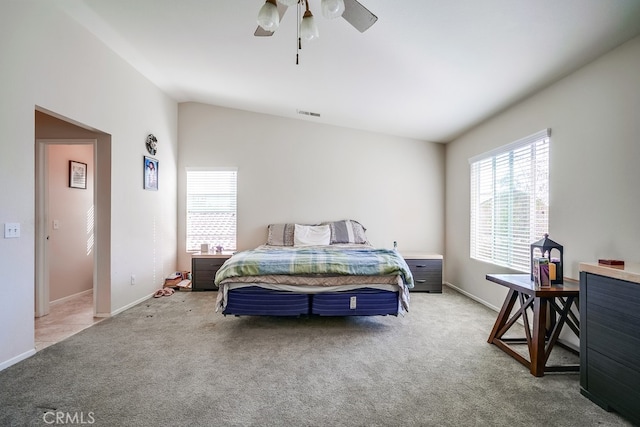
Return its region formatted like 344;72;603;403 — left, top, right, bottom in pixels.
296;40;300;65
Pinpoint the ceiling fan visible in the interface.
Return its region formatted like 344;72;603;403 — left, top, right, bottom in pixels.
255;0;377;38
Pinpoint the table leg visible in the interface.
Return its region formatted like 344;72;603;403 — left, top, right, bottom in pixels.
531;297;547;377
519;293;534;360
488;289;518;343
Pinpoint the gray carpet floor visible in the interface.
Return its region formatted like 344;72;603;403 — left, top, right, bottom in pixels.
0;286;632;427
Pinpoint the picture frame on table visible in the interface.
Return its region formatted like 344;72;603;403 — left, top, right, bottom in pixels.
144;156;158;191
69;160;87;189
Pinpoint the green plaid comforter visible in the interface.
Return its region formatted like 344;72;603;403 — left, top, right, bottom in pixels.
214;245;414;288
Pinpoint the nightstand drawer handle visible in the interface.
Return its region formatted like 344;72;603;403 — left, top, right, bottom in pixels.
415;264;427;268
415;279;427;283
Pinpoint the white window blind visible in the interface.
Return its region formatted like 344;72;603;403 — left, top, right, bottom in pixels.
186;168;237;252
469;129;550;272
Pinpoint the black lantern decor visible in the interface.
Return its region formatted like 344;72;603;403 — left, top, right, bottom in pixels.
530;233;563;285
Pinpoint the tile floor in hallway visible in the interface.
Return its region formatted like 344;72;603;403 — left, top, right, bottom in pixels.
35;291;105;351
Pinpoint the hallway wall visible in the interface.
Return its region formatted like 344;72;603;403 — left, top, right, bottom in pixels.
0;2;178;371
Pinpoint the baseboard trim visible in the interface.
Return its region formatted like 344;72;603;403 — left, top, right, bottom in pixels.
444;281;500;313
0;349;36;372
94;312;111;318
110;292;154;316
444;282;530;327
50;288;92;306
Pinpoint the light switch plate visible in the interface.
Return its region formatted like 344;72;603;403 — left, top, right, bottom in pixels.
4;223;20;238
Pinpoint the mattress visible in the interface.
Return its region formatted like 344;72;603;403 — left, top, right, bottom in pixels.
214;244;413;316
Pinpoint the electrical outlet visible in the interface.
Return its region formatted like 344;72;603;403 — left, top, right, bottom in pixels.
4;223;20;238
130;275;136;285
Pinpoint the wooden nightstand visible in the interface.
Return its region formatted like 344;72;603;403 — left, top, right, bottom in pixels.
400;252;443;293
191;252;233;291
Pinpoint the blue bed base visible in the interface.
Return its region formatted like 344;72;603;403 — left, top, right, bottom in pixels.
222;286;399;317
223;286;310;316
312;288;399;316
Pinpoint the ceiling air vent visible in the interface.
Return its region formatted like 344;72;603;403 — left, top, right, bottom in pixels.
297;109;321;118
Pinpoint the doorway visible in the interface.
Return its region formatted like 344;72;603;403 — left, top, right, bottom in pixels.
35;140;94;319
34;109;112;325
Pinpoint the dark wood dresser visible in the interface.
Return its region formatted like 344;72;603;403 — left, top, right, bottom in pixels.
191;252;232;291
579;262;640;426
400;252;443;292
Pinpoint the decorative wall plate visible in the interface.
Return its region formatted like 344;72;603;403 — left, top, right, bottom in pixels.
146;134;158;155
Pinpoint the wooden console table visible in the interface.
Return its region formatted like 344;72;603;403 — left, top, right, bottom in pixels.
486;274;580;377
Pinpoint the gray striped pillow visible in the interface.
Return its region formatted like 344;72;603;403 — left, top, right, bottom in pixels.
326;220;368;244
266;223;295;246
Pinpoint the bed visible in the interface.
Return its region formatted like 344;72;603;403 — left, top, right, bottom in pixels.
213;220;414;317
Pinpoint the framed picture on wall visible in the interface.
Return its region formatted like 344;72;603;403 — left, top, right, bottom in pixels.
69;160;87;189
144;156;158;191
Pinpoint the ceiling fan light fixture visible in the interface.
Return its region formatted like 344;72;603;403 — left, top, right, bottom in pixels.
321;0;345;19
300;9;319;42
257;0;280;32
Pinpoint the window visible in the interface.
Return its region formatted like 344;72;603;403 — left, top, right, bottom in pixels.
470;129;550;272
186;168;237;252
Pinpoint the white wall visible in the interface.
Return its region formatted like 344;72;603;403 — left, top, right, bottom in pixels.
445;35;640;310
0;1;178;370
177;103;445;270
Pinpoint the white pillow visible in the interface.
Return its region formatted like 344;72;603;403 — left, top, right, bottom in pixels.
294;224;331;246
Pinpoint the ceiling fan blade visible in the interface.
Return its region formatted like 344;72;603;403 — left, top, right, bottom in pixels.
342;0;377;33
254;2;289;37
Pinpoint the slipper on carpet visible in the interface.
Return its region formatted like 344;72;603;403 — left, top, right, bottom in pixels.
163;288;175;296
153;289;164;298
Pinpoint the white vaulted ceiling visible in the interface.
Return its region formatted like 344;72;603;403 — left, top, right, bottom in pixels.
53;0;640;142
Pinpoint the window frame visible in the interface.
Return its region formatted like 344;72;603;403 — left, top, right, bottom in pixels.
185;167;237;252
469;129;550;272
